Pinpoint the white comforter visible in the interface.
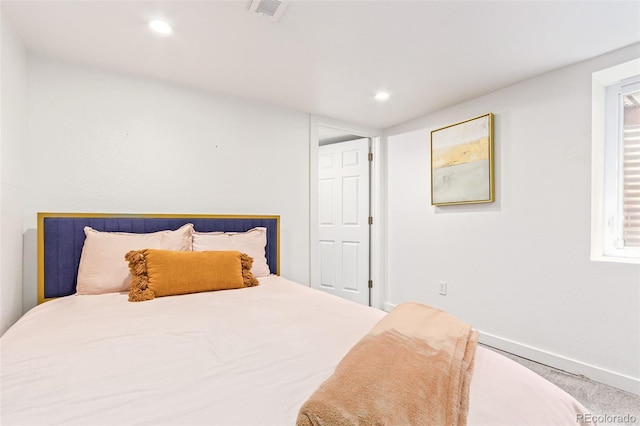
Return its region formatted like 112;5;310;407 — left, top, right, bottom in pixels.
1;276;591;425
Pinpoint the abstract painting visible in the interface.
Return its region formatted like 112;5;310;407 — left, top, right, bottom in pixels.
431;113;494;206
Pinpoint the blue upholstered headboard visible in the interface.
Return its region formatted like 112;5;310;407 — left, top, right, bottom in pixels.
37;213;280;304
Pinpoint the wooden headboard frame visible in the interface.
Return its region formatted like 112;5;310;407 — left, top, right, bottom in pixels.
37;213;280;304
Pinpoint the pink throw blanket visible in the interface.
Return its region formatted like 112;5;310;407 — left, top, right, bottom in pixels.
297;302;478;426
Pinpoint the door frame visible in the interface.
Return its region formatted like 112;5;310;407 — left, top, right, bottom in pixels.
309;115;385;309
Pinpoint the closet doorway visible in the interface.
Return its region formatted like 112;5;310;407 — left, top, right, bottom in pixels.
310;119;382;308
318;134;370;306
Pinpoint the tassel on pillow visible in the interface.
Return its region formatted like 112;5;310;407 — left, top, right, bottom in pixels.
125;250;155;302
240;253;259;287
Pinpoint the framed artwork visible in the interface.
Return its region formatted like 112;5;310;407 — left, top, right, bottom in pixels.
430;113;494;206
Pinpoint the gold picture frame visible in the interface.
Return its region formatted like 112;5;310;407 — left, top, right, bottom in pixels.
430;113;494;206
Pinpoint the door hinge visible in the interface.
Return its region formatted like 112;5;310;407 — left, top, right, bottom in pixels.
368;152;373;162
368;280;373;289
368;216;373;225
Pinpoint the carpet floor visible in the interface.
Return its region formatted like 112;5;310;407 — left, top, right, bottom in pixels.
483;345;639;425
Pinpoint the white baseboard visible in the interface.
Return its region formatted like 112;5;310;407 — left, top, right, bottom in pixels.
478;331;639;395
378;302;638;395
381;302;396;312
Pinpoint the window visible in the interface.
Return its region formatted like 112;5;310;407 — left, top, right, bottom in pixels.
592;59;640;263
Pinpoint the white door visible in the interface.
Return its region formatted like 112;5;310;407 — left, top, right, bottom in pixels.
316;138;370;305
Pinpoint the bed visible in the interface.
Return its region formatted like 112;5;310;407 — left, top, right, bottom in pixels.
1;213;594;425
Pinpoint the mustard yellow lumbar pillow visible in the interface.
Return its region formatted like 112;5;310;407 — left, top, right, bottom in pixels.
125;249;259;302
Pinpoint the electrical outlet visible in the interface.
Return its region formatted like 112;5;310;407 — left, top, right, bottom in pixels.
439;281;447;296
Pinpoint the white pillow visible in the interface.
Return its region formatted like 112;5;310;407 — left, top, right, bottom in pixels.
76;223;194;295
192;227;270;277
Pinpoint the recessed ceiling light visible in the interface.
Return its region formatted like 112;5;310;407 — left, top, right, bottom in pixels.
148;19;173;35
374;91;390;102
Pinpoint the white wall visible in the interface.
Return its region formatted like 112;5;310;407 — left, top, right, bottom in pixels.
23;55;310;311
0;13;27;335
385;43;640;393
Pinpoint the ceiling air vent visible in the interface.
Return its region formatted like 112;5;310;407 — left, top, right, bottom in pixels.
249;0;289;21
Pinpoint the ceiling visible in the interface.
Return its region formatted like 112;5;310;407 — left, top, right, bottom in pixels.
3;0;639;129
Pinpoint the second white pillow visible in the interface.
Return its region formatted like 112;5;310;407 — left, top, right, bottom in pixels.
192;227;270;277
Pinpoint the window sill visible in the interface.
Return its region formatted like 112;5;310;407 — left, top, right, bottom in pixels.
591;254;640;265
